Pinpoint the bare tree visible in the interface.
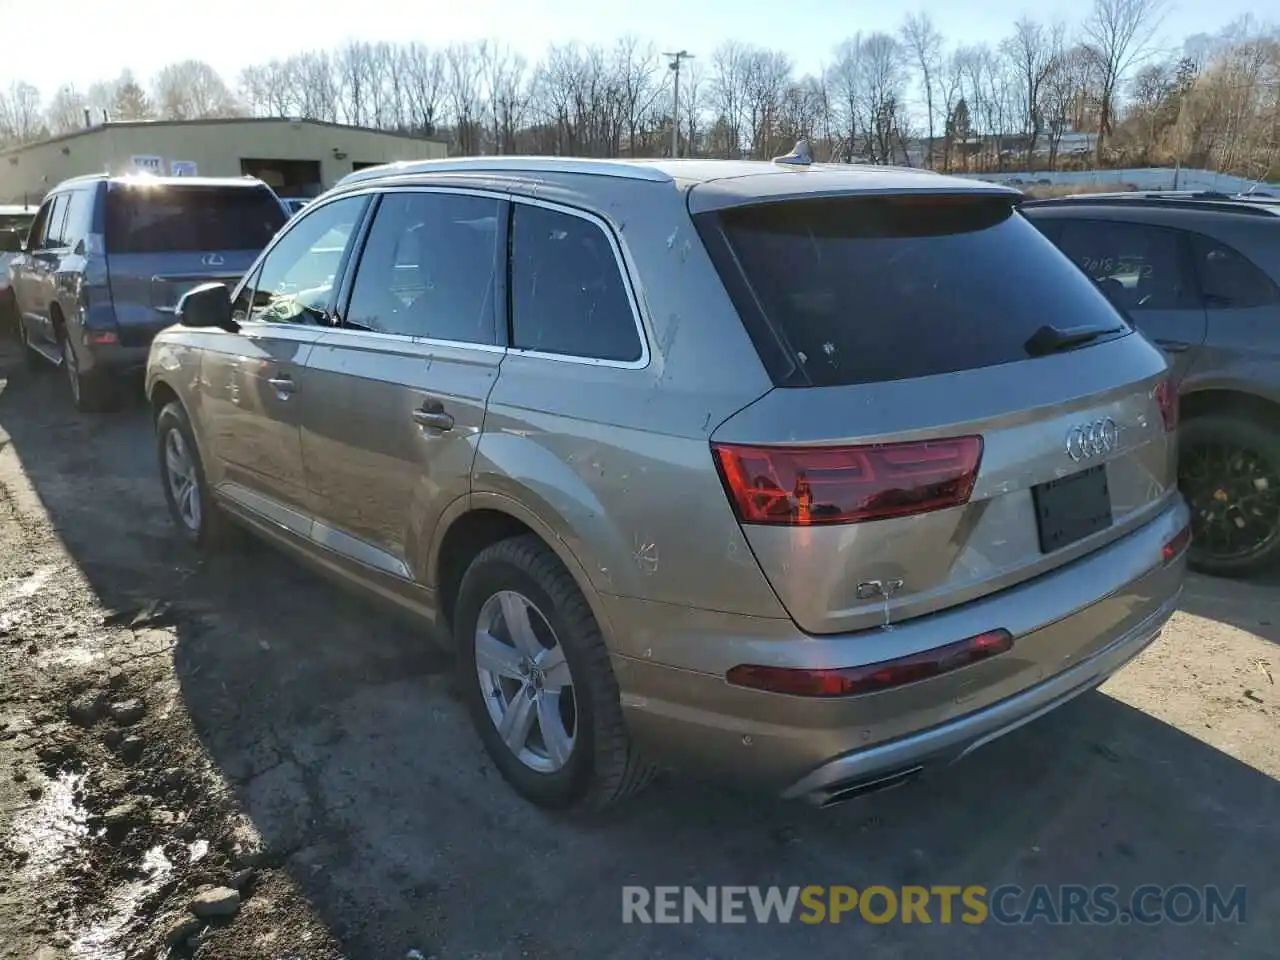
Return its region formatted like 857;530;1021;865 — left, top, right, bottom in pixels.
1082;0;1169;163
153;60;239;120
482;42;529;154
679;57;706;157
901;12;943;167
862;32;907;164
709;41;750;157
446;43;486;155
742;48;793;158
402;43;445;136
1002;18;1058;168
45;85;90;134
0;81;44;145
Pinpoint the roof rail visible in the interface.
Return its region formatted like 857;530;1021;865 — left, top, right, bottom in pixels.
1020;193;1279;218
337;156;675;188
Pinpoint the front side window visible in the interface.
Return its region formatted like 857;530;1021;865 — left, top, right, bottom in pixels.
1190;233;1280;310
344;191;501;344
1054;219;1193;312
244;195;368;325
22;201;52;250
510;203;642;362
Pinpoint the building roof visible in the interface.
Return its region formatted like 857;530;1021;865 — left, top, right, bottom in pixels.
0;116;447;158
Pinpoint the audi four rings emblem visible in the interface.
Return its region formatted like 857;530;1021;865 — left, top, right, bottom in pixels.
1065;418;1119;461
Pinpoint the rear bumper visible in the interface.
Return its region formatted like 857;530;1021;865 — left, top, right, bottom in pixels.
780;590;1175;803
78;341;150;377
608;496;1189;802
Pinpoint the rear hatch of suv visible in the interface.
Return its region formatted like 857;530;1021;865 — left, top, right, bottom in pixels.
693;185;1179;635
102;181;287;346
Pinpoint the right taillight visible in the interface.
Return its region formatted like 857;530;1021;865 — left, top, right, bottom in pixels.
711;436;983;526
1155;378;1178;432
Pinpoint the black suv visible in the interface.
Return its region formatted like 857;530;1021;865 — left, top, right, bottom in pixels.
1022;192;1280;577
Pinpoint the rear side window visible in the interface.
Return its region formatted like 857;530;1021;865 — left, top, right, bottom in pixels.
105;185;287;254
1189;233;1280;309
700;196;1132;387
1054;219;1195;312
510;203;642;363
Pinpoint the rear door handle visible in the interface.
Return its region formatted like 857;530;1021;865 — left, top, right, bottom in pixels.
267;375;296;397
413;406;454;432
1153;339;1189;353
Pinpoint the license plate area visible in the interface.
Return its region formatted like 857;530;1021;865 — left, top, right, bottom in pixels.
1032;464;1113;554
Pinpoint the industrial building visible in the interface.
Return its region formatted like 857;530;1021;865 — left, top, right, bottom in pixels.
0;117;448;204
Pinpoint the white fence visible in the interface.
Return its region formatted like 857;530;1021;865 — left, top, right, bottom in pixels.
962;167;1280;194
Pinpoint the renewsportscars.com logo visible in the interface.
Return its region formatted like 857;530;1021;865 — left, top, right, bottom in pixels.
622;885;1248;926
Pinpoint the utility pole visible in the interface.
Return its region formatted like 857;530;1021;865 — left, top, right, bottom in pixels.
664;50;693;158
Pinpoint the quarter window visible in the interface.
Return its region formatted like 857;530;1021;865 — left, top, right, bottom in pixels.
1189;233;1280;309
242;195;367;325
344;191;501;345
510;203;642;363
1054;219;1193;312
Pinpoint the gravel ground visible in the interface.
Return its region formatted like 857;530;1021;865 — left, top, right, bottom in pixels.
0;334;1277;960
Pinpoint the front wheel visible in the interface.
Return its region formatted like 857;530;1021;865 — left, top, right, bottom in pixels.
1179;413;1280;578
455;535;654;810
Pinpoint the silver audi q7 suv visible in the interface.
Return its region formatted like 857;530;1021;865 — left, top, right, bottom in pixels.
146;153;1190;811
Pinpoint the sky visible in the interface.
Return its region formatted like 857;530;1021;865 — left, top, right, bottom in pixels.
0;0;1264;95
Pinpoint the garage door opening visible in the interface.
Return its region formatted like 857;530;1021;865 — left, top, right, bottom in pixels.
240;158;323;197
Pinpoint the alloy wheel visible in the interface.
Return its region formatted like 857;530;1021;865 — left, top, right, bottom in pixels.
1180;438;1280;564
164;428;203;533
475;589;577;774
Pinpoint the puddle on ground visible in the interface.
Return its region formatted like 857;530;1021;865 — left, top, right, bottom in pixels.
71;845;174;960
9;770;88;877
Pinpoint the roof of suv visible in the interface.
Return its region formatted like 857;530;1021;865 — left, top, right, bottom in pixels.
55;173;275;191
333;156;1021;207
1020;191;1280;218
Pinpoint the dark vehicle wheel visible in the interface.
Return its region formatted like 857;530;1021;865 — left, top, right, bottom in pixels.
59;331;116;412
156;401;235;550
1179;414;1280;578
455;534;655;811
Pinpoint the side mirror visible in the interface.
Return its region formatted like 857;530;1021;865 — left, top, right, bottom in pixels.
176;282;239;333
0;231;22;254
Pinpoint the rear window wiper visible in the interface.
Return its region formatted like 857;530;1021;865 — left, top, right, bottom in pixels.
1024;323;1126;357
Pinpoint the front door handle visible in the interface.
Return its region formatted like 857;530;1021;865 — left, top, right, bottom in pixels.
267;375;296;398
413;406;454;432
1153;339;1189;354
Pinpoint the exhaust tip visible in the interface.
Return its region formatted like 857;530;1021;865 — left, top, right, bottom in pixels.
812;766;924;808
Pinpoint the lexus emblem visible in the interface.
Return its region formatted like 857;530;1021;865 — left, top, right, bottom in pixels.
1065;418;1119;461
201;253;225;267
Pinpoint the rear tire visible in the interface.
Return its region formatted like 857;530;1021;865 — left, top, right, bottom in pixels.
1179;413;1280;578
59;329;116;413
156;401;235;551
455;535;654;811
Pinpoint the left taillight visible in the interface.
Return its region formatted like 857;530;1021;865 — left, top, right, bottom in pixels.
711;436;984;526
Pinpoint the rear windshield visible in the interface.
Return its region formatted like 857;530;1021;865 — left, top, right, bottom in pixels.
105;185;287;254
701;195;1132;387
